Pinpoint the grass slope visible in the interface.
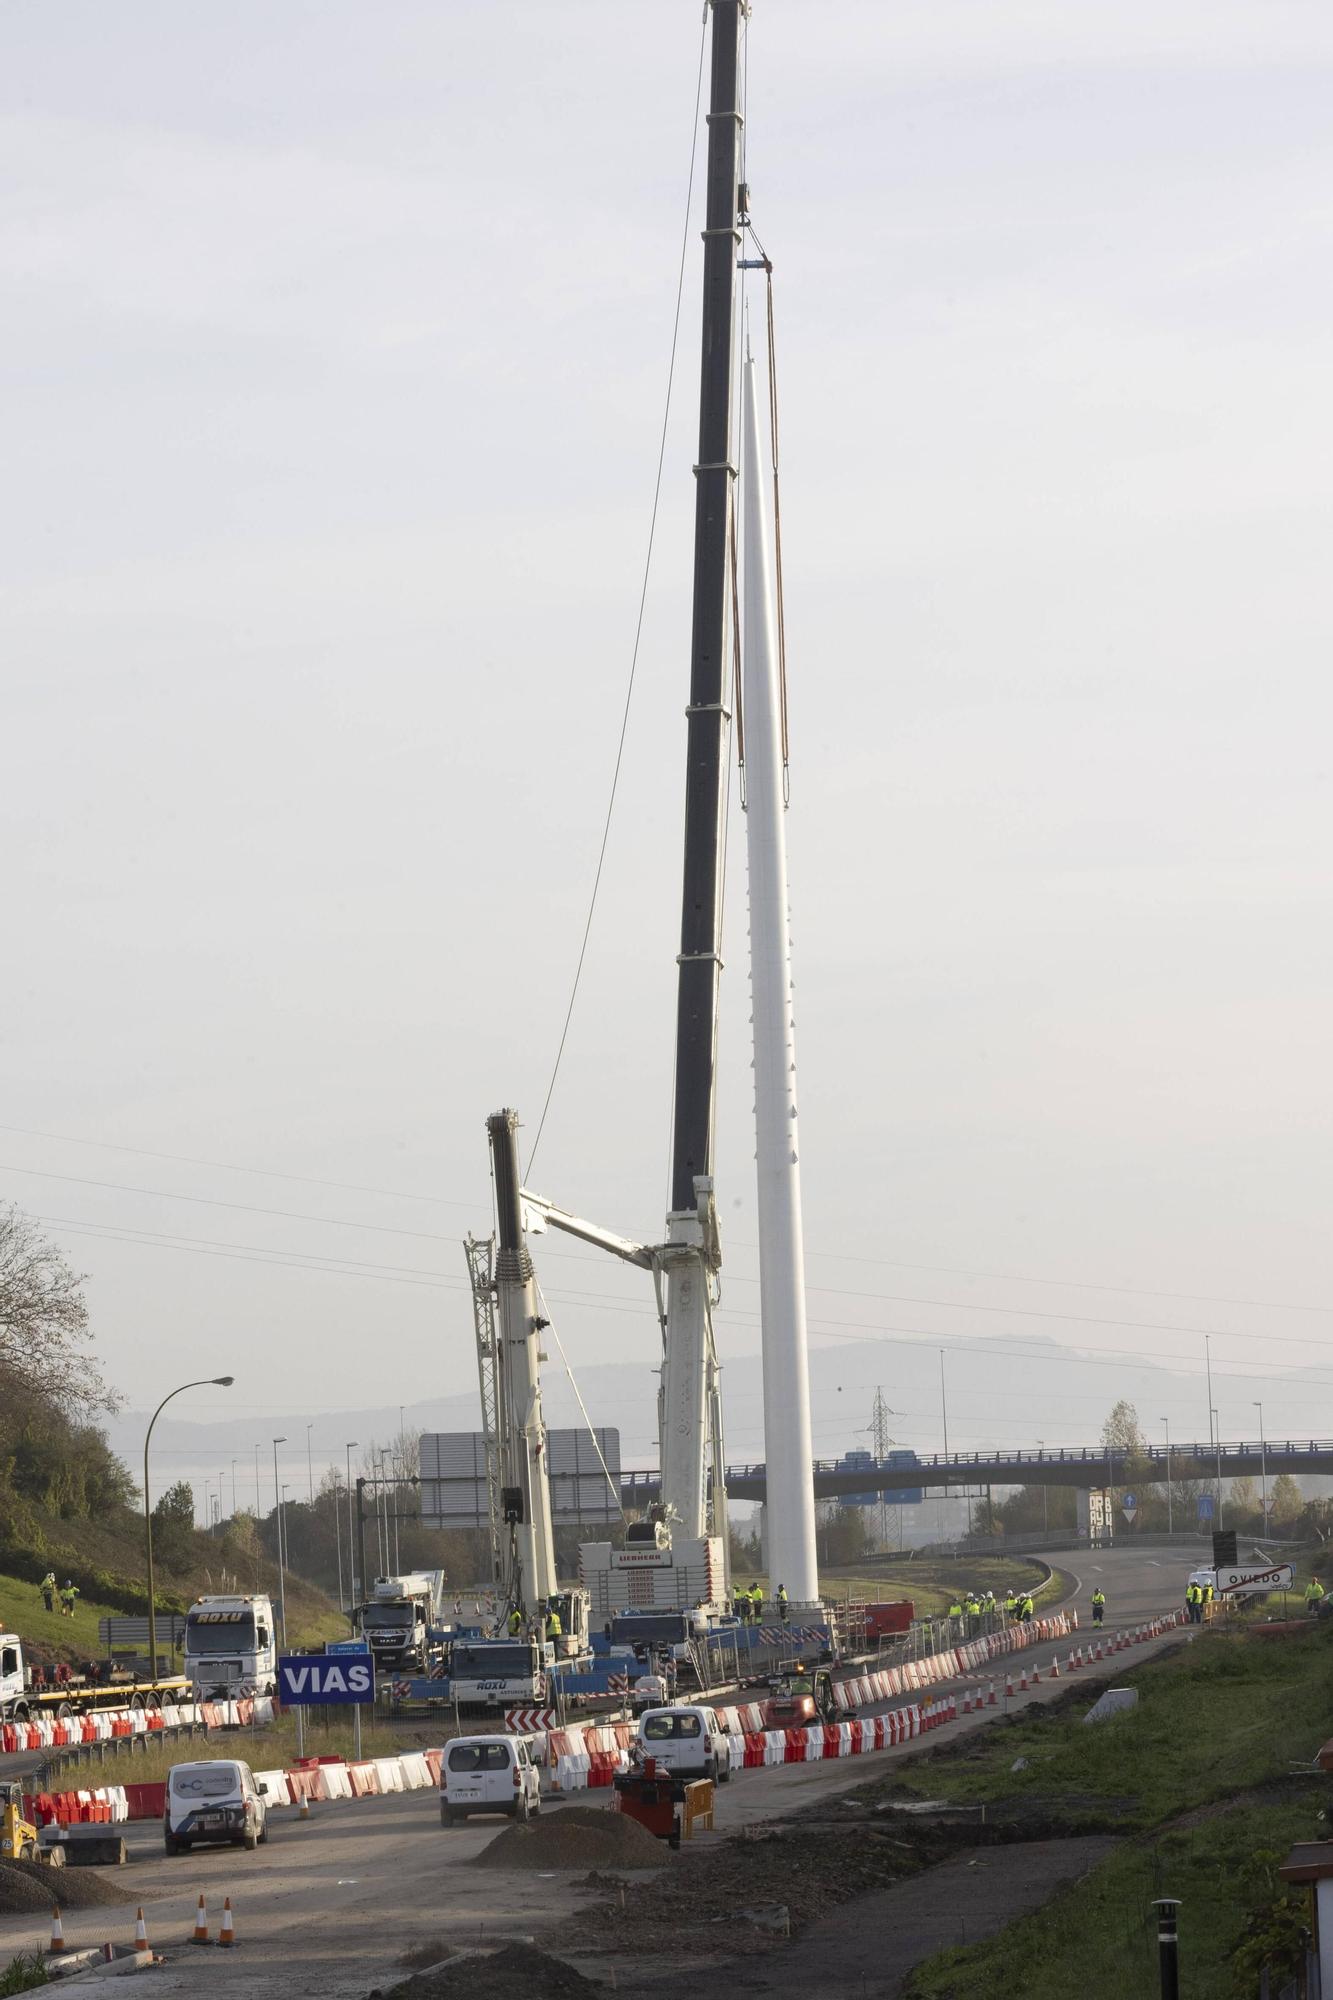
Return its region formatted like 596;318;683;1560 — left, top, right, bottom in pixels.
821;1556;1058;1619
896;1623;1333;1998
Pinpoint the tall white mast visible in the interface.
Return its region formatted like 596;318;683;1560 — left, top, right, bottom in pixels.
740;350;819;1605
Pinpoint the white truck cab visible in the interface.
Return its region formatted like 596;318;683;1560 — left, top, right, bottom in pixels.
183;1595;277;1699
440;1735;541;1826
635;1704;733;1785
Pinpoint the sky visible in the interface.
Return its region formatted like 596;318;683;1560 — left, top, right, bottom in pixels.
3;1;1331;1504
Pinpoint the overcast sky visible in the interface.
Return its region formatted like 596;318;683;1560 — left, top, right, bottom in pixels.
3;1;1330;1495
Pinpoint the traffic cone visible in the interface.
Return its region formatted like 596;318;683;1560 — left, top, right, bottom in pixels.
192;1895;209;1945
298;1793;311;1821
218;1899;235;1949
1031;1664;1041;1684
134;1909;149;1952
48;1907;67;1955
987;1680;997;1706
1049;1655;1060;1679
1005;1672;1014;1698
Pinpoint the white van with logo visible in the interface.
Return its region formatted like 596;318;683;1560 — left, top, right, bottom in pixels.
164;1759;269;1854
440;1735;541;1826
635;1705;732;1785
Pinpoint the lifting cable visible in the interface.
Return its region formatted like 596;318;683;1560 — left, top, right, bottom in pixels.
525;19;709;1181
535;1278;629;1525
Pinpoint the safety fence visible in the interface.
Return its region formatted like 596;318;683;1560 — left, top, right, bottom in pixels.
1;1695;275;1758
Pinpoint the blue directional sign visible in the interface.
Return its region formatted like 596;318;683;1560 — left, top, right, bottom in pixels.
1123;1492;1136;1511
326;1639;372;1657
278;1653;373;1705
1197;1494;1214;1522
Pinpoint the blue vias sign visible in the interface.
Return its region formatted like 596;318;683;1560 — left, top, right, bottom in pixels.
278;1653;373;1706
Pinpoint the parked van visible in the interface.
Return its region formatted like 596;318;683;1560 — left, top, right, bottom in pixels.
164;1759;269;1854
440;1734;541;1827
635;1705;732;1785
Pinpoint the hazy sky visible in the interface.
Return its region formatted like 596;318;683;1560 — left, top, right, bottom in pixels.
3;2;1331;1495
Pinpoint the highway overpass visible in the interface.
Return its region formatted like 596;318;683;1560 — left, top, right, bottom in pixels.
619;1436;1332;1506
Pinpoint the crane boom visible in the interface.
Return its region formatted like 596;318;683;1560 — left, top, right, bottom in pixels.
659;0;745;1547
487;1109;558;1617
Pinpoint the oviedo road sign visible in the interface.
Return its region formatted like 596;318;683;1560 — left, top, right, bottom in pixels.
278;1653;373;1705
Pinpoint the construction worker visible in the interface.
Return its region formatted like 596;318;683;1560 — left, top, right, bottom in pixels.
1004;1590;1018;1623
1021;1593;1034;1624
947;1596;964;1638
507;1606;523;1637
545;1605;563;1644
1091;1588;1106;1627
1185;1581;1200;1624
751;1583;765;1625
1305;1577;1326;1617
59;1580;79;1618
39;1572;56;1615
733;1586;748;1624
964;1593;981;1637
777;1584;790;1624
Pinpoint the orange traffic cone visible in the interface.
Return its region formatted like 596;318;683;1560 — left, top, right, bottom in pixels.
218;1898;235;1949
192;1894;209;1945
1031;1665;1041;1684
298;1792;311;1821
134;1908;149;1952
48;1907;67;1955
1050;1655;1060;1679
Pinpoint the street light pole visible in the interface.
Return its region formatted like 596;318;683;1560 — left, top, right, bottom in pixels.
939;1350;949;1544
1161;1419;1172;1536
272;1438;287;1640
1211;1407;1224;1530
1254;1402;1267;1529
345;1442;359;1614
306;1424;314;1507
333;1472;345;1611
144;1376;233;1686
1037;1441;1048;1535
230;1458;238;1520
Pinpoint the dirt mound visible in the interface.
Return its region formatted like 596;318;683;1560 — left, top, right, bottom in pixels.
0;1861;132;1913
376;1941;592;1999
472;1805;668;1871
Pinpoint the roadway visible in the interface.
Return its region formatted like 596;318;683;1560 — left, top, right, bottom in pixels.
0;1542;1197;1996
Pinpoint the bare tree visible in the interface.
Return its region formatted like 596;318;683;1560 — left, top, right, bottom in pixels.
0;1203;110;1417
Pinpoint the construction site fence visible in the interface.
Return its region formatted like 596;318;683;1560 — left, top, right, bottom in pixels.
15;1695;277;1784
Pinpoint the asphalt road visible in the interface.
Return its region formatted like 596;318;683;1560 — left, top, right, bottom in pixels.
0;1543;1198;1996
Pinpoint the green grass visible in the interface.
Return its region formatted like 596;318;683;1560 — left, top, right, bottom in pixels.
905;1799;1324;2000
0;1572;126;1660
881;1622;1333;1830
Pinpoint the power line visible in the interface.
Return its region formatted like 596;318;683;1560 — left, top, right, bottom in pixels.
2;1163;466;1242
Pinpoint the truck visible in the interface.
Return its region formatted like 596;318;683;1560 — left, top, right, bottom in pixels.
355;1572;447;1674
581;1517;726;1624
0;1634;188;1722
446;1635;553;1711
183;1594;278;1699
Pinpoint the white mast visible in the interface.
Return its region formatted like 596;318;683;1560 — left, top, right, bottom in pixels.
740;349;819;1606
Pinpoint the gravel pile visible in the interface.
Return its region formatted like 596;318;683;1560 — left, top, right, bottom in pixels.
472;1805;668;1872
0;1861;132;1913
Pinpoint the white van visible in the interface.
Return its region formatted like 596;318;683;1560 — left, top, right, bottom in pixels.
635;1705;732;1785
440;1735;541;1827
164;1759;269;1854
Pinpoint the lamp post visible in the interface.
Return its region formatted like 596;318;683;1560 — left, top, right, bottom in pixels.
345;1443;359;1612
1037;1441;1048;1535
230;1458;239;1520
1161;1419;1172;1535
333;1471;345;1611
272;1438;287;1639
306;1423;314;1506
1211;1407;1224;1530
144;1376;233;1686
1254;1402;1267;1529
939;1350;949;1544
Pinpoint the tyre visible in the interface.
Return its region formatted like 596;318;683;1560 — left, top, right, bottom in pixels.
718;1755;731;1784
243;1828;258;1852
164;1834;182;1856
513;1793;531;1824
257;1818;268;1845
708;1758;719;1787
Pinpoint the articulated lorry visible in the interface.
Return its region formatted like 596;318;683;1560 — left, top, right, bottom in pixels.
0;1635;188;1722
